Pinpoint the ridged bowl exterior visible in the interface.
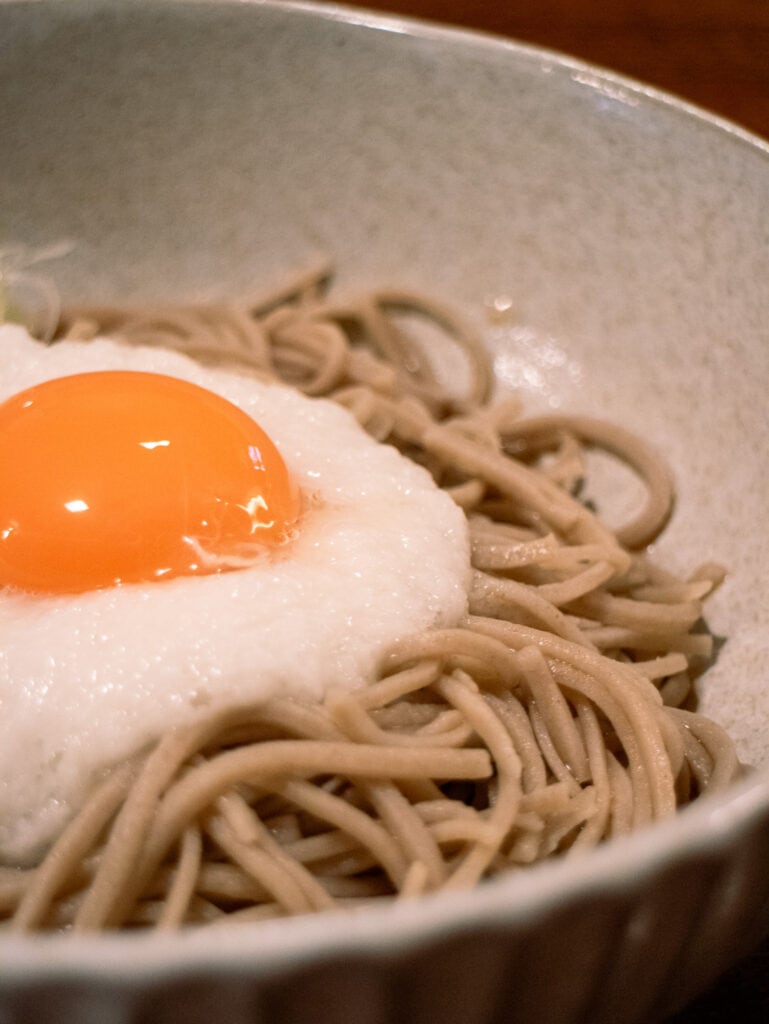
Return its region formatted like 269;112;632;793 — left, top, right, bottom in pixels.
1;2;768;1021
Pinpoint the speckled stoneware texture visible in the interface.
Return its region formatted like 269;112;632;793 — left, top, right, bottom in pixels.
1;2;769;1022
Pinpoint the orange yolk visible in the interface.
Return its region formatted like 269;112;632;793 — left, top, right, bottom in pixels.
0;371;301;594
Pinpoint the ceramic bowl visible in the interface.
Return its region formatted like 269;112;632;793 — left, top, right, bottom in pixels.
1;2;768;1021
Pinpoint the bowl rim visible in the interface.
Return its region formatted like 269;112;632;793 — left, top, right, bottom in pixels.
260;0;769;153
1;0;768;979
3;769;769;978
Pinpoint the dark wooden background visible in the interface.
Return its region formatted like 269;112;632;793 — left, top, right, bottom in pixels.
292;1;769;1020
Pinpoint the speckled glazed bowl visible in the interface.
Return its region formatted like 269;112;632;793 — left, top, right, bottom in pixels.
1;2;769;1021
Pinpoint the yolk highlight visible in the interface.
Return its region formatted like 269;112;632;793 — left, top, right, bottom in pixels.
0;371;301;593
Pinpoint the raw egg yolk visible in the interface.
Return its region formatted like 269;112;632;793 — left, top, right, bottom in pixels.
0;371;301;593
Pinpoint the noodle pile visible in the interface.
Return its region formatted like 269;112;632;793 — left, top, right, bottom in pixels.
0;262;740;933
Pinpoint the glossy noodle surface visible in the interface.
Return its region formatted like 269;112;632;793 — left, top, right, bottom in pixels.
1;264;740;932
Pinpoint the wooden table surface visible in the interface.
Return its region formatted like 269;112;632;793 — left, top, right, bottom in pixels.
310;2;768;1021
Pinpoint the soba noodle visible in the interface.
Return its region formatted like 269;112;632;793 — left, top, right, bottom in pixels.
1;261;740;932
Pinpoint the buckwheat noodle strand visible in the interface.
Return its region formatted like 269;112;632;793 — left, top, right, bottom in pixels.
5;267;741;932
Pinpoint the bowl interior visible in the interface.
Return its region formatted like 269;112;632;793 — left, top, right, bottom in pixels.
1;0;769;983
4;0;767;766
2;6;769;1020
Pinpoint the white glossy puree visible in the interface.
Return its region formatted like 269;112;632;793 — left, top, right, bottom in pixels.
0;325;470;865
